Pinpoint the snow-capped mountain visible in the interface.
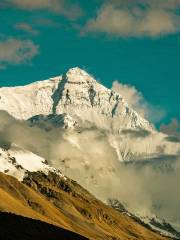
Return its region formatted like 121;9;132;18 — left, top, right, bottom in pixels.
0;67;152;132
0;67;179;161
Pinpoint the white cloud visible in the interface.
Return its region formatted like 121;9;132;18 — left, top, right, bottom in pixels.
84;0;180;37
112;81;165;123
8;0;83;20
0;38;39;69
15;23;39;35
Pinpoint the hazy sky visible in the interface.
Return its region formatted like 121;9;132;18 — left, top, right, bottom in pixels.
0;0;180;126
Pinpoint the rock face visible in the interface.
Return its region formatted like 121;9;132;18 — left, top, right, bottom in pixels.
0;67;152;132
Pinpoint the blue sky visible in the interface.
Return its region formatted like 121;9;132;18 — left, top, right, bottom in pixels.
0;0;180;128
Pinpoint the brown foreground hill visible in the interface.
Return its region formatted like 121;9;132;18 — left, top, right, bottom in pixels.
0;172;171;240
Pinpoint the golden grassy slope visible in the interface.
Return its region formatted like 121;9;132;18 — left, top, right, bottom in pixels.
0;172;170;240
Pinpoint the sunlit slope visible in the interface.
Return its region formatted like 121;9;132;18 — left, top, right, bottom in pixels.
0;172;170;240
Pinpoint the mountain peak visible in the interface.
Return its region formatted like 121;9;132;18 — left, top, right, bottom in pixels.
0;68;152;131
66;67;88;76
64;67;95;84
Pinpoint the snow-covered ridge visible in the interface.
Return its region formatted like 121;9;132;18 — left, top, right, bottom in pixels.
108;199;180;239
0;67;152;132
0;144;64;181
29;113;78;130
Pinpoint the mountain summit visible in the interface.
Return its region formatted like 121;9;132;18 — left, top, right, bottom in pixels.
65;67;96;84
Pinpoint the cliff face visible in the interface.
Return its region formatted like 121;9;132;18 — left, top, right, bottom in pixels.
0;172;170;240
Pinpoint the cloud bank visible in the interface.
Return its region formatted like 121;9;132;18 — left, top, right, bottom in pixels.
7;0;83;20
112;81;165;123
15;23;39;36
84;0;180;37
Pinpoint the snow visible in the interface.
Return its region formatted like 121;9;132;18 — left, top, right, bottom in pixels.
0;77;60;120
29;113;78;129
0;147;25;181
0;144;65;181
8;145;48;172
140;215;180;239
108;199;179;239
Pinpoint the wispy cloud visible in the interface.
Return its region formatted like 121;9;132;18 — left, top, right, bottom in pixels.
83;0;180;37
112;81;165;123
34;18;61;27
7;0;83;20
0;38;39;69
14;23;39;36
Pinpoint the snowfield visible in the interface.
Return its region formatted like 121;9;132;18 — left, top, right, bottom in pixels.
0;144;64;181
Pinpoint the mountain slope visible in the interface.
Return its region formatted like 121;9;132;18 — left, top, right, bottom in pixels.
0;171;171;240
0;144;64;181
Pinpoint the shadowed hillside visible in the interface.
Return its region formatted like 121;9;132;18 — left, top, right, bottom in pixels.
0;212;88;240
